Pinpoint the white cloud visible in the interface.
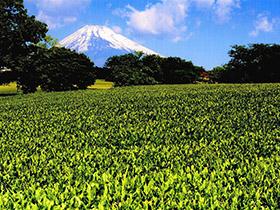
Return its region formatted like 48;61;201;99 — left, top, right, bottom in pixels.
173;36;183;43
250;15;275;37
112;26;123;34
214;0;240;22
28;0;91;29
192;0;239;22
173;32;194;42
126;0;189;38
193;0;215;8
63;17;78;24
37;12;78;29
37;11;61;29
120;0;240;41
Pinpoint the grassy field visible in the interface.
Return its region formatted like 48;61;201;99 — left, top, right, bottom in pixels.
0;80;113;95
0;82;17;95
0;84;279;208
88;80;114;90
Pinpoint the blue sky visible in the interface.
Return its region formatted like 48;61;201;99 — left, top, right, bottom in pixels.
25;0;280;69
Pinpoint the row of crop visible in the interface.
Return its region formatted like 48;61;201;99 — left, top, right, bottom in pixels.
0;84;279;208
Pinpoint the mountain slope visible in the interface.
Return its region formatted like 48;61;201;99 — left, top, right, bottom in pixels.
60;25;159;66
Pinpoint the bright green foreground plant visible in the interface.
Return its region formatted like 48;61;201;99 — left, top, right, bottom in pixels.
0;84;279;209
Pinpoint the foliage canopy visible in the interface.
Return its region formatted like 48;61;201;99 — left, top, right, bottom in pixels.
105;52;203;86
210;44;280;83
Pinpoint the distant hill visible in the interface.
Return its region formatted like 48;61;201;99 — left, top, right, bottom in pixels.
60;25;159;67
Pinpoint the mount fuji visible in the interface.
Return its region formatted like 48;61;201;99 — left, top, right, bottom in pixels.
60;25;159;67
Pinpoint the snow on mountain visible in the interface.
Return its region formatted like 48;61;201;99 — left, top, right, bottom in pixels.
60;25;159;66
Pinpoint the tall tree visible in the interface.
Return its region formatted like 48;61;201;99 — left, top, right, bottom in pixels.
0;0;48;92
227;44;280;83
105;53;157;86
39;47;96;92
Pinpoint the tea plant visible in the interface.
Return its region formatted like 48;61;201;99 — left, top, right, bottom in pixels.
0;84;279;209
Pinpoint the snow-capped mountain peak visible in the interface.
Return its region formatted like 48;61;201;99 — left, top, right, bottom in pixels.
60;25;159;66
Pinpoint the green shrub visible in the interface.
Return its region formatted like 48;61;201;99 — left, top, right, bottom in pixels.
0;84;279;208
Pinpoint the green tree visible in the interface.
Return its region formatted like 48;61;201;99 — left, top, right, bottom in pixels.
209;65;228;83
39;47;96;92
95;67;112;80
36;35;59;49
105;53;157;86
16;46;46;93
105;53;203;86
0;68;16;85
227;44;280;83
0;0;48;92
142;54;163;82
160;57;200;84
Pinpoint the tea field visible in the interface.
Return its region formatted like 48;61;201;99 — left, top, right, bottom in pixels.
0;84;279;209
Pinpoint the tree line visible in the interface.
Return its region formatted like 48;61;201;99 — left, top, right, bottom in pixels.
96;43;280;86
100;52;206;87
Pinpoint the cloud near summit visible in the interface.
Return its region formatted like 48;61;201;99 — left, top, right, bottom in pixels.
126;0;189;40
122;0;240;41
